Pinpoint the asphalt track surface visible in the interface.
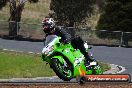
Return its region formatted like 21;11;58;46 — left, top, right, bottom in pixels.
0;38;132;82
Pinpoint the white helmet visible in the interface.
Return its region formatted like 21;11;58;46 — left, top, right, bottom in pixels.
42;17;55;29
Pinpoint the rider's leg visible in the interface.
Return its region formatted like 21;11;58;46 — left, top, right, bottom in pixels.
71;36;94;63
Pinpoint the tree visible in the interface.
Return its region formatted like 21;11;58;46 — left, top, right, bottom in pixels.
8;0;25;36
50;0;96;27
96;0;132;46
0;0;8;10
96;0;132;32
0;0;38;37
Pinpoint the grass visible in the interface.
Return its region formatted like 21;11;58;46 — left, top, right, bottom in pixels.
98;61;111;72
0;0;51;23
0;50;55;79
0;50;111;79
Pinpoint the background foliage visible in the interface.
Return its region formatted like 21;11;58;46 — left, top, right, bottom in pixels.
50;0;96;27
97;0;132;32
96;0;132;39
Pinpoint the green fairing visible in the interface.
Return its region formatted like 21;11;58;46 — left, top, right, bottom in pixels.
41;35;102;81
52;56;64;65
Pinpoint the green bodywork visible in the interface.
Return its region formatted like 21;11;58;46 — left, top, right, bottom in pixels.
42;36;102;78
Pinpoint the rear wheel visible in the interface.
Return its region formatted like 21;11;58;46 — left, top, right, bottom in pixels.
93;64;103;74
86;60;103;74
51;58;73;81
92;60;103;74
89;65;102;74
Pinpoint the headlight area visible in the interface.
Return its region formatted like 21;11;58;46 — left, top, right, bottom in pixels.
44;46;54;56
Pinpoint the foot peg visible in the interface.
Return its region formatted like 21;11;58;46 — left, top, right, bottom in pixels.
86;61;97;68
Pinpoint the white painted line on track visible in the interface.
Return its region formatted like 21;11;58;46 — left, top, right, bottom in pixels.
1;48;40;55
103;64;126;74
28;52;34;54
10;50;15;52
3;49;8;51
116;65;126;74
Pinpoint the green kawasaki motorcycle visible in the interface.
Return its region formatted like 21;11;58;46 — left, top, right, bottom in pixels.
42;35;102;81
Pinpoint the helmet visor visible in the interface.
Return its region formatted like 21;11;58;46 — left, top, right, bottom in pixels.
43;23;51;26
43;23;51;28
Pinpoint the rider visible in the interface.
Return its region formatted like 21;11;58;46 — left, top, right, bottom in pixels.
42;17;95;67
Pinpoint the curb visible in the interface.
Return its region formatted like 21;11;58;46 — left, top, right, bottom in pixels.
0;76;59;82
103;64;125;74
1;48;40;55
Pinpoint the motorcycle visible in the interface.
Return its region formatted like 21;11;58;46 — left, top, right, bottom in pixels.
41;35;102;81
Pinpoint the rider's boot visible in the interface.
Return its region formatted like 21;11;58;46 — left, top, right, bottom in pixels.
84;56;97;70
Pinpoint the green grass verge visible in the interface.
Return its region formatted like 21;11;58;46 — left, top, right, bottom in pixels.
98;61;111;72
0;50;110;79
0;51;55;79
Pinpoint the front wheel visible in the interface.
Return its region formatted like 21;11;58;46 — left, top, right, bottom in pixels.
51;58;73;81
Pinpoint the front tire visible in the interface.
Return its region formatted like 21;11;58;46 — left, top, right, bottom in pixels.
51;58;73;81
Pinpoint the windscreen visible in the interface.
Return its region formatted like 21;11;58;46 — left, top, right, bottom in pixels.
44;35;58;46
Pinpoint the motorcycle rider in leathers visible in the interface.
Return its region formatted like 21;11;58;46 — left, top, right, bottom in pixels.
42;17;95;67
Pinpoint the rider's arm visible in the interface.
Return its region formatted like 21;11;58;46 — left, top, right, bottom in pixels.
55;27;71;43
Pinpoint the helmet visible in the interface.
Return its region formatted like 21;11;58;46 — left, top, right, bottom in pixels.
42;17;55;33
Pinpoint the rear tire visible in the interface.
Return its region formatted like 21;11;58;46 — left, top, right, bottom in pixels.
86;60;103;74
51;58;73;81
92;63;103;74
